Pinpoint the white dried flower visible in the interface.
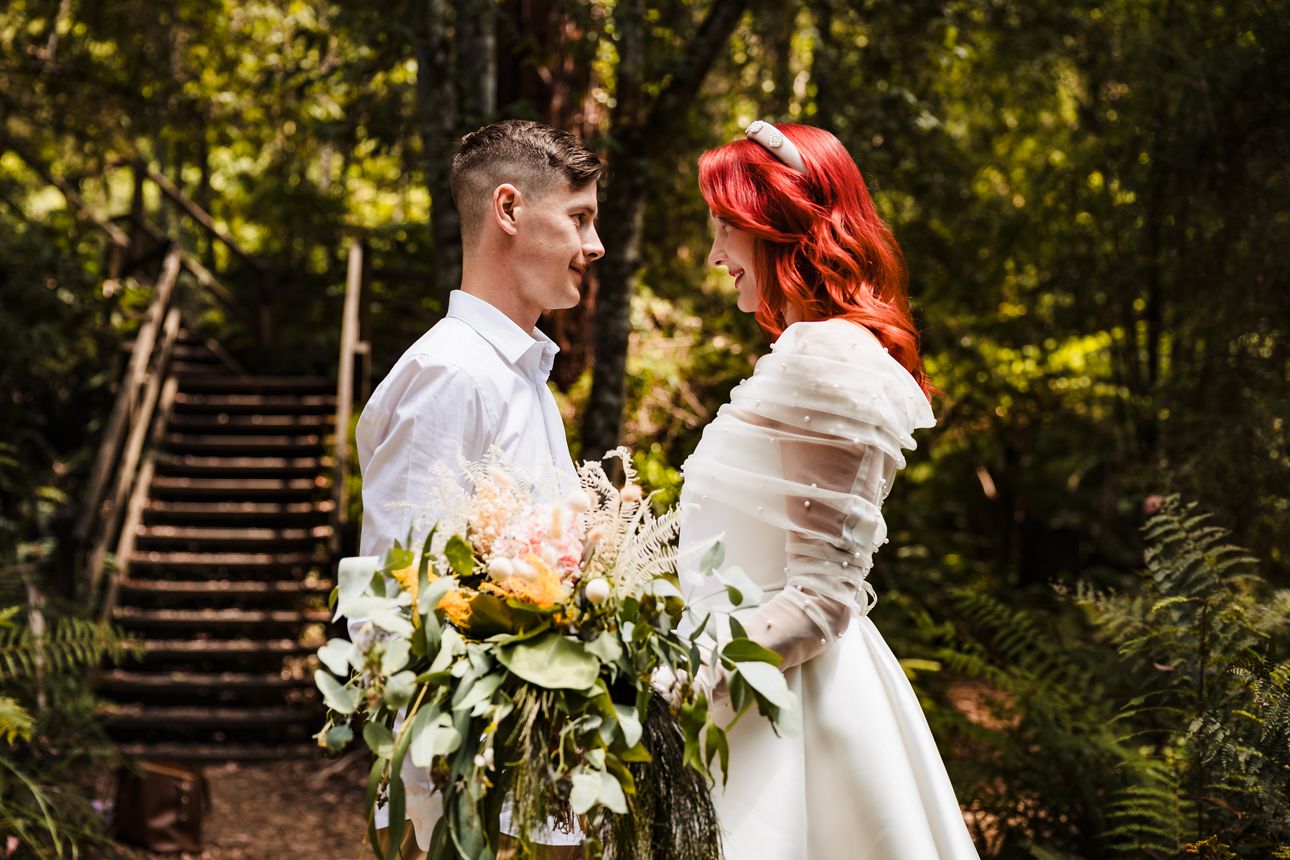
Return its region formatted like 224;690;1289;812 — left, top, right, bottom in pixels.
584;577;611;605
620;484;643;504
565;490;594;513
487;558;514;580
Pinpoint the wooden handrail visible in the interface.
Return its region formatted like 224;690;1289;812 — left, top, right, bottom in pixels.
332;241;368;553
74;248;182;547
86;306;181;605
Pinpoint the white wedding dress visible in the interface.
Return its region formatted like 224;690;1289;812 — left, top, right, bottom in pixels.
678;318;980;860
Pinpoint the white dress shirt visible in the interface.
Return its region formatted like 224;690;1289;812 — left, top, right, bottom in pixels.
356;289;577;557
352;289;581;848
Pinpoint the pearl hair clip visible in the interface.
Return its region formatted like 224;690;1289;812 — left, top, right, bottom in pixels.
745;120;807;174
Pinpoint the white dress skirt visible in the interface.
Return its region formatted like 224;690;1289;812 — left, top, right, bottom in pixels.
678;318;980;860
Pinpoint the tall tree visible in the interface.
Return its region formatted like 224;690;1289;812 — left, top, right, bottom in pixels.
582;0;749;456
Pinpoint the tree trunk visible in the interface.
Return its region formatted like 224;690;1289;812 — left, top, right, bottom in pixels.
581;0;749;456
811;0;837;130
415;0;461;314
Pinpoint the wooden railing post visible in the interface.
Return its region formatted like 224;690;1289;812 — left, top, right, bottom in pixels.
332;240;366;555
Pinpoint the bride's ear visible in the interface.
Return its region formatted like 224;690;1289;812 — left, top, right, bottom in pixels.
492;184;522;237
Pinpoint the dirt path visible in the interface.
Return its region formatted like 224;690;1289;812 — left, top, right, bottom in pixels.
101;756;373;860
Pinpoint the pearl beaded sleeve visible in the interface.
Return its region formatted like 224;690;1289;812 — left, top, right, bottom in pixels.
681;318;935;671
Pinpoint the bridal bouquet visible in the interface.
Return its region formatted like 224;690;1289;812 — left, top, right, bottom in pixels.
314;448;797;860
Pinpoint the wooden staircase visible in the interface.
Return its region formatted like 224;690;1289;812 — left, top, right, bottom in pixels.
98;333;339;762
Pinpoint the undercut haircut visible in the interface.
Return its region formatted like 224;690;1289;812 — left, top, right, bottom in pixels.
451;119;603;245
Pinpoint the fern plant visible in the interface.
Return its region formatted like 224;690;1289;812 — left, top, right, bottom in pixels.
0;599;140;859
911;495;1290;859
1075;496;1290;858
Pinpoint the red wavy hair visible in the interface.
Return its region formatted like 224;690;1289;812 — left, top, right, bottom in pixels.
698;123;936;400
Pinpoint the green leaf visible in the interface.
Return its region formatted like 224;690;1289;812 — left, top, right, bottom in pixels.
570;770;601;815
317;638;356;676
453;673;503;713
334;555;381;621
315;670;360;715
701;540;725;573
705;722;730;783
383;671;418;709
380;638;411;675
722;637;783;667
586;631;624;664
614;703;642;748
363;721;395;758
323;723;353;751
734;661;795;711
598;771;628;814
444;535;475;577
498;633;600;690
716;565;763;605
410;711;460;768
383;545;415;574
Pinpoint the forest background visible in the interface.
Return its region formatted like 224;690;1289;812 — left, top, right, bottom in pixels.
1;0;1288;858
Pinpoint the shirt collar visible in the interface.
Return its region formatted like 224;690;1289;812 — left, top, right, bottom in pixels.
447;290;559;380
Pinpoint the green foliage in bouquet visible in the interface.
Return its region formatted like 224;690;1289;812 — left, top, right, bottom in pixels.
315;449;796;860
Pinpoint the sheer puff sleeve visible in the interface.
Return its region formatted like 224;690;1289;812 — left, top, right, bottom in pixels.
681;319;935;672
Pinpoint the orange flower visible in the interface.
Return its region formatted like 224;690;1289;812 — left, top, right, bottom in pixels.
484;554;570;609
438;587;475;629
390;561;441;627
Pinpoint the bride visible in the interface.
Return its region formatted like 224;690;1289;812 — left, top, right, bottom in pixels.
678;121;981;859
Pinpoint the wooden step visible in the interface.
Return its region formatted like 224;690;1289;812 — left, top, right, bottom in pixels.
134;524;333;552
128;550;330;576
141;638;320;658
178;376;333;394
116;741;315;762
148;475;322;501
166;414;332;434
171;361;225;376
99;669;316;693
154;454;332;479
117;577;333;598
172;392;336;415
142;499;334;526
101;703;318;728
113;607;332;630
162;433;325;456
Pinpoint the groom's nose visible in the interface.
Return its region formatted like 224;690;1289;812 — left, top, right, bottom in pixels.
583;225;605;262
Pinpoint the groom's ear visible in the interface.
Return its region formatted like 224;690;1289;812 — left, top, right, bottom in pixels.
492;183;521;237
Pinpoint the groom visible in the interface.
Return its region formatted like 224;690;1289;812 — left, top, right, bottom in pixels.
353;119;604;858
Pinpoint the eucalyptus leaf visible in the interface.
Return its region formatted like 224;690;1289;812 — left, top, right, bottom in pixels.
570;770;601;815
722;637;782;667
318;638;356;676
598;771;628;814
453;673;503;713
700;539;725;574
733;660;795;711
614;703;642;748
383;670;418;710
315;670;359;715
716;565;763;605
444;535;475;577
381;637;411;675
497;634;599;691
363;721;395;758
323;723;353;751
334;555;381;621
586;632;623;664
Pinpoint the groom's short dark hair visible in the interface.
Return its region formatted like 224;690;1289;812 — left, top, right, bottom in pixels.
451;119;602;245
